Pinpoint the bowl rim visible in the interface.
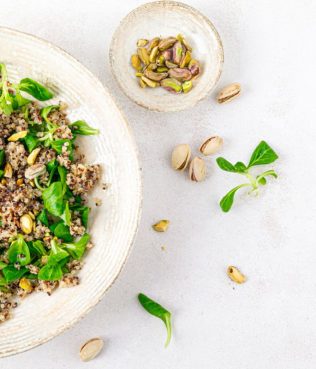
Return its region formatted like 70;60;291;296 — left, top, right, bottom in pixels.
109;0;224;112
0;26;143;358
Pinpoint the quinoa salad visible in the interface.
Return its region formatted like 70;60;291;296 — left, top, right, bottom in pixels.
0;63;101;323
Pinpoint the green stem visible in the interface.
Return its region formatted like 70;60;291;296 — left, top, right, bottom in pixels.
34;177;46;191
244;172;258;190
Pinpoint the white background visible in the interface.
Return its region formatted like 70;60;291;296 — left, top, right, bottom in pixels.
1;0;316;368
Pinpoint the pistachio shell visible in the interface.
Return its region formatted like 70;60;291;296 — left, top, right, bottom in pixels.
80;338;104;362
189;157;206;182
199;136;223;155
171;144;191;171
217;83;241;104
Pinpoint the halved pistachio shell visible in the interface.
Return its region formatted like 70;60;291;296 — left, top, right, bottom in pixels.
188;59;200;77
182;81;193;94
168;68;192;82
8;130;28;142
20;214;33;234
141;76;159;88
180;51;191;68
217;83;241;104
199;136;223;155
24;163;46;179
4;163;12;178
137;47;150;65
149;46;159;63
144;70;168;82
147;37;160;51
80;338;104;362
160;78;182;93
165;60;178;69
137;39;148;47
131;54;142;71
172;41;184;65
158;37;177;51
189;157;206;182
27;147;41;165
152;220;170;232
171;144;191;171
227;266;246;284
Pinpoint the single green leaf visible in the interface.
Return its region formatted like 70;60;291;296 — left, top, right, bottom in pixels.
81;207;90;228
258;177;267;185
37;209;49;226
220;184;250;212
138;293;172;347
216;157;237;172
23;134;39;152
63;233;90;260
70;120;99;136
51;139;73;157
0;150;5;167
42;182;64;216
0;261;8;270
57;166;67;192
2;265;28;283
234;161;247;173
14;91;30;107
38;263;63;281
7;235;31;266
19;78;53;101
30;240;47;257
60;201;71;226
52;222;73;242
248;140;278;168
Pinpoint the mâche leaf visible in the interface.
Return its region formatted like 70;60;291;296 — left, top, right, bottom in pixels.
2;266;28;283
216;157;237;172
220;184;250;212
138;293;172;347
247;140;278;168
70;120;99;136
18;78;53;101
7;235;31;266
42;182;64;216
63;233;90;260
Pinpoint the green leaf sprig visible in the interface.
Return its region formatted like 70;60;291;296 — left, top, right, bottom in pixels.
217;141;278;212
138;293;172;347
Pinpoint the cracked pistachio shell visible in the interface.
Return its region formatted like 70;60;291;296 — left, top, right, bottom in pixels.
161;78;182;93
158;37;177;51
80;338;104;362
168;68;192;82
171;144;191;171
137;47;150;65
189;157;206;182
199;136;223;155
217;83;241;104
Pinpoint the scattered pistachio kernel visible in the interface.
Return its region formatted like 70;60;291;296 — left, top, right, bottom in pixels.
149;46;159;63
27;147;41;165
131;54;142;71
139;78;147;88
8;130;28;142
16;178;24;186
20;214;33;234
137;39;148;47
80;338;104;362
182;80;193;94
189;157;206;182
141;76;159;88
152;220;170;232
199;136;223;156
1;178;7;185
19;278;33;292
137;47;150;65
227;266;246;284
4;163;12;178
217;83;241;104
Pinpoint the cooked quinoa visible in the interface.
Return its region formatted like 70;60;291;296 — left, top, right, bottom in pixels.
0;63;100;323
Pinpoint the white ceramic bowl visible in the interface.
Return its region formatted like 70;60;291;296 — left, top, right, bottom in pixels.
109;0;224;112
0;27;142;357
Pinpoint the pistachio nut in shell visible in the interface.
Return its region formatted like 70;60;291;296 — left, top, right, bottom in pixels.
189;157;206;182
199;136;223;156
168;68;192;82
80;338;104;362
171;144;191;171
161;78;182;93
217;83;241;104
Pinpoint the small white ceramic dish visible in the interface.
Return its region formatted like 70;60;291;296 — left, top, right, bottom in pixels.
0;27;142;357
109;0;224;112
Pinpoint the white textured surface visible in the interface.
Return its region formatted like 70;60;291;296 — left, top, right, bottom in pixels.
1;0;316;368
